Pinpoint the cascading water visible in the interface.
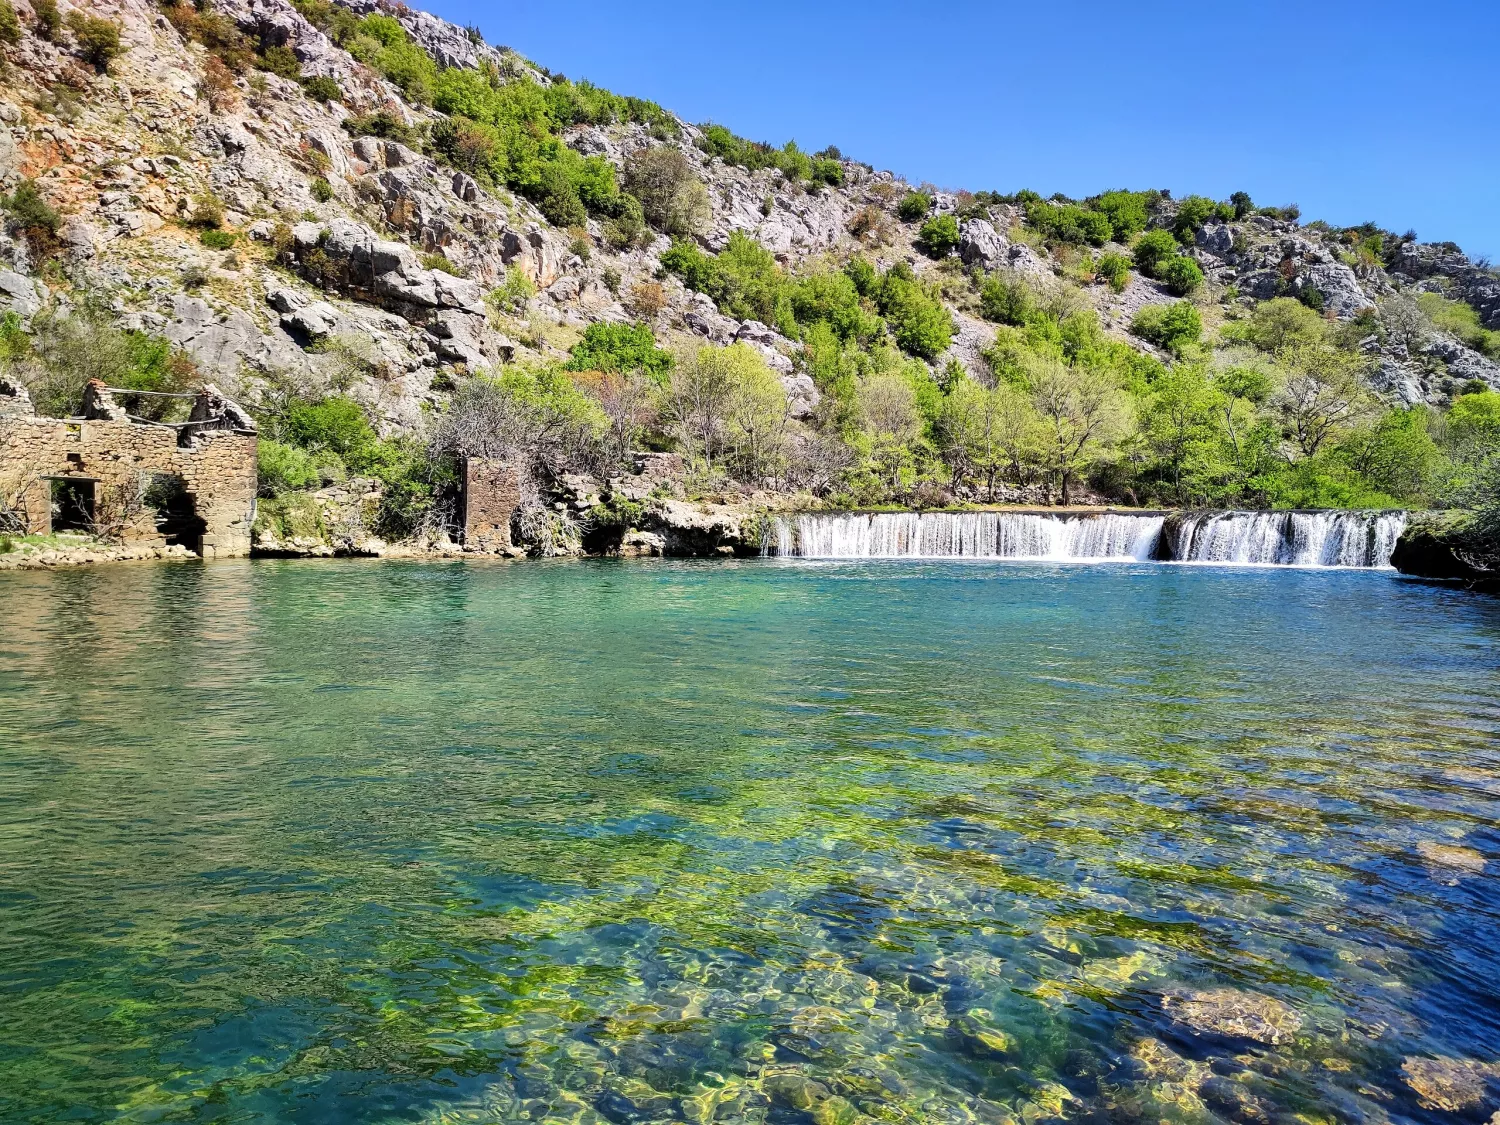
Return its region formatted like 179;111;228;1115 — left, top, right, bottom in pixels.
763;510;1407;568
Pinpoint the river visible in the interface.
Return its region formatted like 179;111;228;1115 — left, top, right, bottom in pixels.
0;558;1496;1123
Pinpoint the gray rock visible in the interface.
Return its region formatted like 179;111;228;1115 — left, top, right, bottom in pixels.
0;270;41;316
282;300;342;342
958;219;1007;270
1302;261;1372;318
1195;221;1234;257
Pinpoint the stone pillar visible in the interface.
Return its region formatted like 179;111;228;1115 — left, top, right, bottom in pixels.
462;457;520;550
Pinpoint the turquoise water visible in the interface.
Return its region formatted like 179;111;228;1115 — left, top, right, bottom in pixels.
0;559;1497;1124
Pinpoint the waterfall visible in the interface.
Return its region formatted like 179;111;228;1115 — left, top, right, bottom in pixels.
763;510;1407;568
1168;511;1407;568
766;512;1163;561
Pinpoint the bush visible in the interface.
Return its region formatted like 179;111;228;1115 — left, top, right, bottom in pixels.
916;213;960;258
873;263;954;360
1090;190;1152;241
1025;200;1112;246
565;321;673;383
284;396;379;465
1095;251;1130;292
1158;255;1204;296
0;0;20;45
486;264;536;314
978;272;1035;326
661;231;790;330
810;158;843;187
1132;229;1179;276
5;179;59;236
256;439;321;496
256;43;301;79
32;0;58;41
603;193;647;251
309;176;334;203
1171;194;1225;240
341;110;421;146
1247;297;1325;352
696;125;813;180
625;280;667;320
300;74;342;103
1131;300;1202;354
897;191;932;222
199;229;236;250
66;12;122;70
623;146;709;237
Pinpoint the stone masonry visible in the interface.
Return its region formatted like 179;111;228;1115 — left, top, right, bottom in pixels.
461;456;520;550
0;381;258;557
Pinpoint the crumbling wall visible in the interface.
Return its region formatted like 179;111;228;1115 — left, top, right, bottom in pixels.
461;457;520;550
0;384;258;557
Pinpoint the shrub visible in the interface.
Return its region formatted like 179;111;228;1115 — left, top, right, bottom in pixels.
199;229;236;250
189;192;225;229
897;191;932;222
419;251;466;277
1158;255;1204;296
256;44;301;79
256;439;321;496
603;193;647;251
696;125;814;180
309;176;334;202
874;263;954;360
5;179;59;235
625;280;667;320
1090;190;1152;241
565;321;673;383
66;12;122;71
341;110;421;146
1247;297;1325;352
1230;191;1254;219
0;0;20;45
300;74;342;103
978;272;1035;325
32;0;58;41
1131;300;1202;354
810;158;843;187
916;213;960;258
200;54;237;110
1171;195;1223;240
1025;200;1112;246
623;146;709;237
1132;229;1179;276
1418;292;1500;359
1095;251;1130;292
486;264;535;314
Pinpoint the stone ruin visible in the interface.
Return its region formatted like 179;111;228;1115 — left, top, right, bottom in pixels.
0;379;258;557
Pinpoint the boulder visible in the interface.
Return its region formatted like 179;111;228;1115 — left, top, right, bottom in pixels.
1195;221;1234;257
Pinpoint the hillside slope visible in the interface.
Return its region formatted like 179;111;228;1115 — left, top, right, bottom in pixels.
0;0;1498;554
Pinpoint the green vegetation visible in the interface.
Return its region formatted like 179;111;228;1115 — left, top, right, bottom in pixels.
199;229;237;250
0;307;198;420
1094;252;1130;292
565;322;673;383
897;192;932;222
1132;229;1179;276
0;0;21;46
1131;301;1202;354
916;214;960;258
300;74;342;103
1158;255;1204;296
696;125;839;185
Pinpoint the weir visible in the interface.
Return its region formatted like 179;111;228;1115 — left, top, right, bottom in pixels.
763;510;1408;569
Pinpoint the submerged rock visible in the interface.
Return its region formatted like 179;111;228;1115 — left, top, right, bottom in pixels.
1401;1055;1500;1112
1161;988;1302;1045
1416;840;1487;875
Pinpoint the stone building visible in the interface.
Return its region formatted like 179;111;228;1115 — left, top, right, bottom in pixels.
0;380;258;557
460;456;520;549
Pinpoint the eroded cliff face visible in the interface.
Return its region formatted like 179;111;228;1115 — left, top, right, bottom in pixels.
0;0;1495;445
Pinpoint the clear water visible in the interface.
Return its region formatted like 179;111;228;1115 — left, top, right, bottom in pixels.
1;559;1497;1125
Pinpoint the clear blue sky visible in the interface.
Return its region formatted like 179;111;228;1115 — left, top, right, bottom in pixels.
424;0;1500;260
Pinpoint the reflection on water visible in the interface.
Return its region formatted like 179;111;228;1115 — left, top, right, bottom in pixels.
1;559;1498;1124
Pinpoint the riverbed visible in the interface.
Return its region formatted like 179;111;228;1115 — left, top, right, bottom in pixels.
1;559;1497;1123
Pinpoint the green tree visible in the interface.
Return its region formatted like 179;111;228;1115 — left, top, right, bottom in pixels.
1247;296;1325;352
1158;255;1203;296
1272;342;1374;458
897;191;932;222
565;322;673;384
1029;356;1126;505
916;213;960;258
1131;301;1201;355
1140;364;1226;504
1132;229;1178;277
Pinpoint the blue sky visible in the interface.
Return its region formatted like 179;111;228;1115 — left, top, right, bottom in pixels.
423;0;1500;260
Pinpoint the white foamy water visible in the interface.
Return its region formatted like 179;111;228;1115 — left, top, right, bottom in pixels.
763;510;1407;568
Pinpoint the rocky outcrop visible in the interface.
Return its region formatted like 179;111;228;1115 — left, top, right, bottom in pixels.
1390;512;1500;589
958;219;1049;276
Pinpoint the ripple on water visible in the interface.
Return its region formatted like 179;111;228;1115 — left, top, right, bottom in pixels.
0;559;1497;1123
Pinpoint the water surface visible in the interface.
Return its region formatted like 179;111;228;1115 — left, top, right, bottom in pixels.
1;559;1497;1124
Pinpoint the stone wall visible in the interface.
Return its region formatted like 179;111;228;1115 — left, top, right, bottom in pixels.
461;457;520;549
0;385;258;557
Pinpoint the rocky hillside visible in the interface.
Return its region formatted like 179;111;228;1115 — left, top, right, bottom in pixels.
1;0;1498;555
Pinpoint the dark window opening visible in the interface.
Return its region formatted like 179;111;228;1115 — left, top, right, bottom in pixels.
49;478;95;533
143;474;205;550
